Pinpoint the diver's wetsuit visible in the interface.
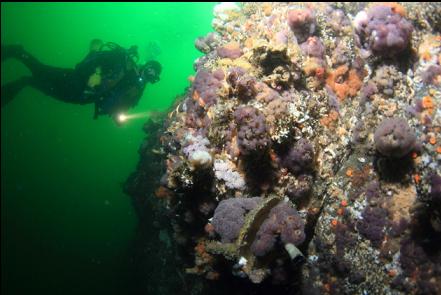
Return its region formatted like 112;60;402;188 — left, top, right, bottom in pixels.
1;45;146;119
1;46;93;105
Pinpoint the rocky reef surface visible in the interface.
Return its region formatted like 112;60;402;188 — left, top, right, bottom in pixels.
126;2;441;294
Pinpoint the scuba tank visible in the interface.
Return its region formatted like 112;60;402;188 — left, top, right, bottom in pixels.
79;41;145;118
78;41;141;99
77;42;140;80
98;42;139;64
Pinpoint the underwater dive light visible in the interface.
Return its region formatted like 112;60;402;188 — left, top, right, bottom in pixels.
118;113;128;123
117;112;152;123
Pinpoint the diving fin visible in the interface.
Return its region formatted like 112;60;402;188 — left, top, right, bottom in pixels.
1;76;31;108
1;44;25;62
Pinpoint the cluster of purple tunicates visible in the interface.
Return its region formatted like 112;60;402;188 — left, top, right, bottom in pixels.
251;202;305;256
365;180;380;201
281;138;315;175
211;197;262;243
184;99;205;129
287;8;326;71
234;106;271;156
287;8;316;43
192;69;225;107
374;117;416;158
300;36;325;59
264;97;290;127
356;206;388;247
257;85;280;103
195;32;221;54
217;43;243;59
334;222;356;258
353;5;413;56
360;81;378;104
397;238;440;294
399;239;430;281
421;65;441;85
227;67;259;102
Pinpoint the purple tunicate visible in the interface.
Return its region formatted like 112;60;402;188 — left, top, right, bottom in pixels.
234;106;270;156
287;8;316;43
300;36;325;59
212;197;262;243
251;202;305;256
374;117;416;158
357;206;388;247
282;138;315;175
217;42;243;59
354;5;413;56
421;65;441;85
192;69;223;107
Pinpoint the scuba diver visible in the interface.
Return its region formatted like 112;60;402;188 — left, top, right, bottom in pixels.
1;39;162;124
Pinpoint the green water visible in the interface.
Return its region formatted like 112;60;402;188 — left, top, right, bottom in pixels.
1;3;216;294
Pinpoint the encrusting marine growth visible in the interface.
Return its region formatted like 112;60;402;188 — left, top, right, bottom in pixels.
127;2;441;294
